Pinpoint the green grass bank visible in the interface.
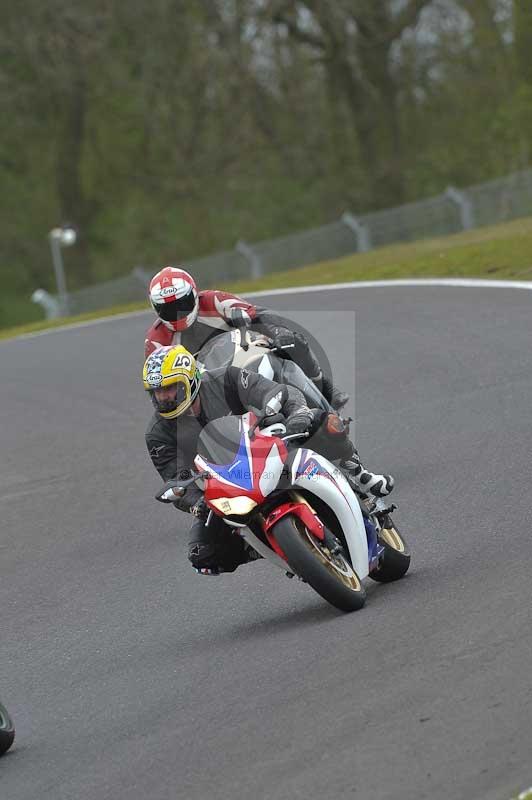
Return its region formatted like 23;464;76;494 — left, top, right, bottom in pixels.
3;215;532;341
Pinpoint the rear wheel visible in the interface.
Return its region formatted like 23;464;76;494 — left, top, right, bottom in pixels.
0;703;15;756
370;517;411;583
272;514;366;612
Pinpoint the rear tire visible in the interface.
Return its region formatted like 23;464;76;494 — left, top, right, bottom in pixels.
0;703;15;756
370;518;411;583
272;514;366;612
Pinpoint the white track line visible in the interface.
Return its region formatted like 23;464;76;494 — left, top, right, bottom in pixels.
246;277;532;298
5;278;532;342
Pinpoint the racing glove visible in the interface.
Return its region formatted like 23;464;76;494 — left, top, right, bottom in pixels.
285;407;323;437
269;326;296;351
189;497;210;520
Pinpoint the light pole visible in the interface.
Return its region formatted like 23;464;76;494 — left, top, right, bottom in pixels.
48;225;77;316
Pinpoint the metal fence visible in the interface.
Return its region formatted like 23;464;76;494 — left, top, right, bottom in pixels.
33;166;532;318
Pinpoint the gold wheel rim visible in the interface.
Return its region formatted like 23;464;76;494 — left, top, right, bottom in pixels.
380;525;405;552
297;521;362;592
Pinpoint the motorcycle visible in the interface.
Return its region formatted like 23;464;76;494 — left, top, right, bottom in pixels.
157;402;410;612
0;702;15;756
196;328;332;413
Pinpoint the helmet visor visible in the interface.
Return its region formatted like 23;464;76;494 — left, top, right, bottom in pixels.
154;291;196;323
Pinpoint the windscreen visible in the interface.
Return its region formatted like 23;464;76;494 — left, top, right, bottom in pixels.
198;416;242;466
196;332;237;373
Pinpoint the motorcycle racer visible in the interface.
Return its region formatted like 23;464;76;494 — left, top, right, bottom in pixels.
144;345;394;575
144;265;348;410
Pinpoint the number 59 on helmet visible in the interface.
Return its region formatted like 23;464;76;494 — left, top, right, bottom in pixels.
143;345;201;419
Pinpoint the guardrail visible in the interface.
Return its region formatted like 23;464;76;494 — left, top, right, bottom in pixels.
33;167;532;318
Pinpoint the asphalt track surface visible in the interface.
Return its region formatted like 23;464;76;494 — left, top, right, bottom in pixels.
1;284;531;800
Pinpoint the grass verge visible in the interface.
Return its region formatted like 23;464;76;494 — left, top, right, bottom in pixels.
0;302;148;341
3;215;532;340
228;214;532;293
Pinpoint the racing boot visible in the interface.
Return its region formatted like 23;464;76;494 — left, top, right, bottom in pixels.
192;543;262;574
340;453;394;498
320;374;349;411
290;333;349;411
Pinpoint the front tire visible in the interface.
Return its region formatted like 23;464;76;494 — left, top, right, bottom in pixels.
272;514;366;612
0;703;15;756
370;517;411;583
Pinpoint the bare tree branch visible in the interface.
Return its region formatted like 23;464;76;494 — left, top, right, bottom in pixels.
270;1;326;51
385;0;433;42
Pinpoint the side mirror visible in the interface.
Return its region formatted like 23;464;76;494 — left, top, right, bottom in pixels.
155;483;185;503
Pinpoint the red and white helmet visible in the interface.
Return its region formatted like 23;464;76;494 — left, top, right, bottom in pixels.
148;267;199;332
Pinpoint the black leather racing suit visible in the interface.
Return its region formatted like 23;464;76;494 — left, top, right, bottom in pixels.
145;302;325;388
146;366;308;572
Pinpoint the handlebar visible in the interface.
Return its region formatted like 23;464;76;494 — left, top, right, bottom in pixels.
281;431;310;442
250;411;312;442
235;327;295;355
272;343;295;352
155;471;210;503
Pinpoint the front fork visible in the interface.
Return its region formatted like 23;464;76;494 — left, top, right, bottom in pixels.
263;493;367;566
263;498;326;562
261;492;396;574
360;497;397;571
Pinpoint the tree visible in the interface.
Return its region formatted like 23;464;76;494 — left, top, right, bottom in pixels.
268;0;434;208
0;0;528;328
514;0;532;85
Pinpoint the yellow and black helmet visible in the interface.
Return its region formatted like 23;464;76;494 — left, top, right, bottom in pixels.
142;345;201;419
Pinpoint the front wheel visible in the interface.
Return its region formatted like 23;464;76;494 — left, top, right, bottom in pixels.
272;515;366;612
370;517;411;583
0;703;15;756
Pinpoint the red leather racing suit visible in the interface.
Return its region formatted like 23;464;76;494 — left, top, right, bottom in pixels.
144;288;343;407
145;290;275;358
